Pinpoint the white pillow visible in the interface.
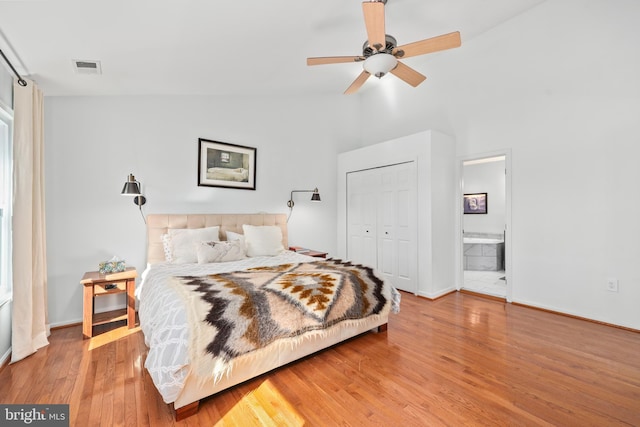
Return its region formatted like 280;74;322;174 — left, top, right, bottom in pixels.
226;230;247;254
226;230;244;242
161;233;173;262
196;240;246;263
167;226;220;264
242;225;284;257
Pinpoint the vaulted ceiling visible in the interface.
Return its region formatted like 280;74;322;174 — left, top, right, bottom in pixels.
0;0;544;97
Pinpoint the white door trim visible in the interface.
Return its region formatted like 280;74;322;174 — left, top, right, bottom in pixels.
456;149;513;302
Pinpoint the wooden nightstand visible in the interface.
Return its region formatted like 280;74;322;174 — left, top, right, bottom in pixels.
80;267;137;339
289;246;328;258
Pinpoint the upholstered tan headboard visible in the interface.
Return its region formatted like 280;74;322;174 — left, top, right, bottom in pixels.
146;213;288;265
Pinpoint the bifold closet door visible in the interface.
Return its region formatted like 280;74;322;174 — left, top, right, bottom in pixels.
346;168;378;269
378;162;417;293
347;162;417;293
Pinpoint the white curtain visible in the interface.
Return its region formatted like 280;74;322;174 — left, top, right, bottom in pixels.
11;78;49;363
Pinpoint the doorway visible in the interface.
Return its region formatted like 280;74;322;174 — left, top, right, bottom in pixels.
459;153;511;300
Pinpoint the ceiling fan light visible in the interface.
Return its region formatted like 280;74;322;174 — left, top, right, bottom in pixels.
363;53;397;78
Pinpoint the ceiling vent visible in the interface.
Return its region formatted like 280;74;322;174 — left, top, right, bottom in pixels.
72;59;102;75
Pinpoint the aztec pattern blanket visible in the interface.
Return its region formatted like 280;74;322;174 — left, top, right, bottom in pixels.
168;259;391;382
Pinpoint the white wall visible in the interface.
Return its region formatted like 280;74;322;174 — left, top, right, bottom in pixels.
357;0;640;329
463;159;505;236
44;94;361;326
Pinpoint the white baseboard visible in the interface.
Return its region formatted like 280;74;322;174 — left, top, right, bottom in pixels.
418;286;457;300
50;302;134;329
49;318;82;329
1;346;11;366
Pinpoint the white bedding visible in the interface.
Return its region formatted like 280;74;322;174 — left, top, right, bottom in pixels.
137;251;320;403
206;167;249;182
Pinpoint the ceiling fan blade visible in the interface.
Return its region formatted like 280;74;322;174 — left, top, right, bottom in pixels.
393;31;461;59
362;1;386;51
344;71;371;95
390;61;426;87
307;56;364;66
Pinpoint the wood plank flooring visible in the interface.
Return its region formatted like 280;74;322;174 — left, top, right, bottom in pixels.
1;291;639;426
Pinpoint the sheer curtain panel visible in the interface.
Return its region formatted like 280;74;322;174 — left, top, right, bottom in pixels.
11;79;49;363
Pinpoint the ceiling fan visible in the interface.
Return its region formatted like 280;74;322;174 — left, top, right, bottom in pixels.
307;0;461;95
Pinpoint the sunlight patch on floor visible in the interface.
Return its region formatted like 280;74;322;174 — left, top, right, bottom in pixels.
215;379;305;427
87;324;141;351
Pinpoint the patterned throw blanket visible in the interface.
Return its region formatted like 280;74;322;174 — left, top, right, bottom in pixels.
168;259;391;382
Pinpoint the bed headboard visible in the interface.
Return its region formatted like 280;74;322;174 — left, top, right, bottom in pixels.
146;213;288;265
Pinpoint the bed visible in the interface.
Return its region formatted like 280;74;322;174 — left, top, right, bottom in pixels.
138;213;399;420
206;167;249;182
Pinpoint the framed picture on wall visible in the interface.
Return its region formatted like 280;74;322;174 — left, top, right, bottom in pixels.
463;193;488;214
197;138;257;190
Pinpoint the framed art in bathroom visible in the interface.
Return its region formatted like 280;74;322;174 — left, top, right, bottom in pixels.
463;193;487;214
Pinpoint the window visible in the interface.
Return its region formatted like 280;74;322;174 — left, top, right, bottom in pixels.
0;102;12;305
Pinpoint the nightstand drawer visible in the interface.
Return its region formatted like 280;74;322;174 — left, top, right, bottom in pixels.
93;280;127;295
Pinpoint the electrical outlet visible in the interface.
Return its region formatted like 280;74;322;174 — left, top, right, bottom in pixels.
606;278;619;292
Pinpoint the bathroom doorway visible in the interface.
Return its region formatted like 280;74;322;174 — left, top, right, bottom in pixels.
460;153;510;300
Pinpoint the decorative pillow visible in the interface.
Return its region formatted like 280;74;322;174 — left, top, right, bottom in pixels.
226;230;244;242
242;225;284;257
196;240;246;263
167;226;220;264
226;230;247;254
161;233;173;262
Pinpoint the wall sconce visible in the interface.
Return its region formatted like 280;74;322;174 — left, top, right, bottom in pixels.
287;187;321;221
121;173;146;222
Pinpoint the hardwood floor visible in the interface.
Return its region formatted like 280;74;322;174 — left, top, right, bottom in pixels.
1;291;639;426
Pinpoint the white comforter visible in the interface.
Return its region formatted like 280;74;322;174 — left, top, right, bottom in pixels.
137;251;319;403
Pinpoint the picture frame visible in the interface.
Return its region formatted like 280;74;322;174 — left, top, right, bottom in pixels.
463;193;488;214
197;138;257;190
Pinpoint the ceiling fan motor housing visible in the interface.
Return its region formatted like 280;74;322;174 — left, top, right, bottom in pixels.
362;34;397;57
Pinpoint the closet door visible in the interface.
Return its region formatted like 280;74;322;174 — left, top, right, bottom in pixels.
346;168;378;268
347;162;417;293
377;162;416;293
